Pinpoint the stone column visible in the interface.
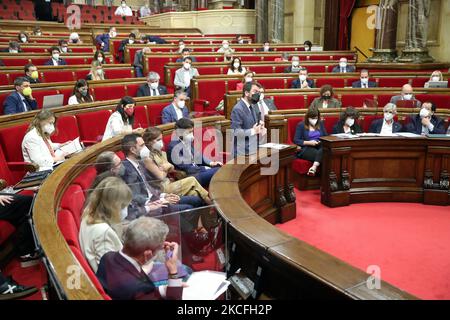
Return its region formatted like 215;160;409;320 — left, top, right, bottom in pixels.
256;0;269;42
367;0;399;62
270;0;284;43
397;0;434;63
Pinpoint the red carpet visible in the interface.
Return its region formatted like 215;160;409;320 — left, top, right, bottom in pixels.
277;190;450;300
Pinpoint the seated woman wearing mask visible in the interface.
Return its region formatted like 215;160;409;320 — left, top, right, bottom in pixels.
94;50;106;64
102;96;142;141
69;32;83;44
141;127;213;205
86;60;105;81
293;107;328;176
68;79;94;105
79;177;132;273
424;71;445;88
236;71;255;91
369;103;403;134
18;31;29;44
310;85;342;109
227;57;247;75
22;110;71;171
332;107;363;135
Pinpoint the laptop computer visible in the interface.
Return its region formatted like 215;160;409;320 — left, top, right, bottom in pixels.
427;81;448;88
43;94;64;109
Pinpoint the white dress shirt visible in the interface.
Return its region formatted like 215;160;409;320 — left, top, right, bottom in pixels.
126;157;154;201
79;217;123;273
22;127;61;171
380;120;393;135
102;111;132;141
149;85;160;96
114;6;133;16
172;104;184;121
17;92;30;112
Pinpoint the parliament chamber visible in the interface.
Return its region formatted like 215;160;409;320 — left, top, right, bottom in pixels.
0;0;449;303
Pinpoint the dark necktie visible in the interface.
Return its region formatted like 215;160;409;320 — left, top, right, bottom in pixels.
152;89;157;96
249;105;257;124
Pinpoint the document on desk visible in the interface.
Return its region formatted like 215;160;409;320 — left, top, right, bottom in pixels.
56;137;83;157
332;133;359;139
396;133;422;138
182;271;230;300
259;143;290;150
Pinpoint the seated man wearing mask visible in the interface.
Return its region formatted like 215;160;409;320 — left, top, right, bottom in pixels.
284;56;302;73
24;64;40;84
332;57;356;73
95;27;117;52
390;84;422;108
137;72;168;97
291;68;315;89
118;33;136;63
115;0;133;16
161;90;190;124
406;102;445;135
168;118;222;188
133;47;151;78
352;69;377;88
3;77;38;114
173;57;199;97
369;103;403;134
1;41;21;53
44;46;67;66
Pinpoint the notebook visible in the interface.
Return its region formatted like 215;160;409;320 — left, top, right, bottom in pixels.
427;81;448;88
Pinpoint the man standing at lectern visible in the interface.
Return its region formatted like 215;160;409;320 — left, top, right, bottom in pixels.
231;81;267;156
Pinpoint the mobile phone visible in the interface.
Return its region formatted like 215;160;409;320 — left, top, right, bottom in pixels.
166;250;173;260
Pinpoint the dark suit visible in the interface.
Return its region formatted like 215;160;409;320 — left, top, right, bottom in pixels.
176;56;197;63
144;35;167;44
97;251;182;300
24;75;41;84
136;84;168;97
3;92;38;115
332;121;363;135
291;78;315;89
256;48;274;52
95;33;111;52
293;121;328;163
43;58;67;66
405;114;446;135
331;65;356;73
161;104;190;124
284;66;302;74
352;80;377;88
369;119;403;134
118;39;131;63
167;139;219;188
231;99;260;156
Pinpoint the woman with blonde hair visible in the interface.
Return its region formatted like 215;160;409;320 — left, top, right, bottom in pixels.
141;127;212;205
86;60;105;81
21;109;71;171
424;70;444;88
79;176;132;272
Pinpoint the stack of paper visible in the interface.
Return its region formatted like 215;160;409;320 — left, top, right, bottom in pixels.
259;143;290;150
182;271;230;300
56;137;83;157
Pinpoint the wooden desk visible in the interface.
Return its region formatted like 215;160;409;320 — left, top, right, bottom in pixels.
320;136;450;207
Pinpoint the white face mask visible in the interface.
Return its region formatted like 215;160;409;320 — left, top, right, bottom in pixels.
345;118;355;127
140;146;150;159
403;94;413;100
309;119;318;126
52;53;60;60
299;75;307;82
10;49;18;53
223;44;229;49
150;82;159;89
152;140;163;151
245;77;253;83
177;100;186;109
420;108;430;118
340;62;347;68
122;3;127;7
183;62;191;70
238;40;244;44
120;206;128;221
384;112;394;122
36;32;42;36
184;133;194;142
264;46;270;51
361;78;369;84
259;93;265;102
179;44;185;50
20;37;27;43
128;39;134;44
111;31;117;38
292;61;300;67
43;123;55;135
61;47;68;53
97;57;104;63
233;63;240;69
431;76;440;82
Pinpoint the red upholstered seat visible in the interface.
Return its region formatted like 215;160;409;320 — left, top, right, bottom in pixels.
73;69;90;80
69;245;111;300
162;134;173;152
287;117;304;144
341;94;374;108
2;58;30;67
376;94;394;108
196;80;226;111
76;110;112;145
56;88;73;106
292;159;313;175
274;95;305;110
0;123;28;163
125;83;140;97
322;116;339;134
377;78;410;88
106;68;133;79
0;73;9;86
93;85;126;101
43;71;74;83
57;210;80;249
147;103;168;126
411;78;429;87
72;166;97;196
415;94;450;109
0;147;14;186
251;66;274;74
315;78;345;88
0;220;15;245
133;105;149;129
32;89;59;108
147;57;170;78
52;115;80;143
258;78;286;90
60;184;85;228
361;115;383;132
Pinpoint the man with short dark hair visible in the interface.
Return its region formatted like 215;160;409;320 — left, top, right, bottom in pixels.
332;57;355;73
118;33;136;63
43;46;67;66
58;39;71;53
161;90;190;124
173;57;199;97
0;41;21;53
167;119;222;188
3;77;38;114
176;48;197;63
291;68;315;89
406;102;445;135
24;64;40;84
352;69;377;88
230;81;266;156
